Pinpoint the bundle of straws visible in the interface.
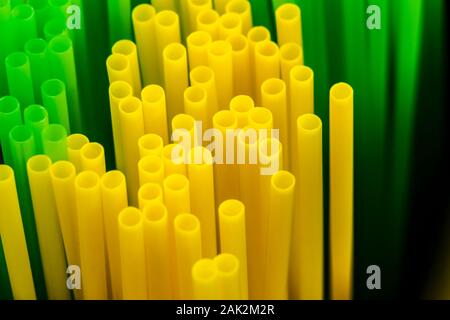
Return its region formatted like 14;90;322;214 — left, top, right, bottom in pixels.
0;0;355;300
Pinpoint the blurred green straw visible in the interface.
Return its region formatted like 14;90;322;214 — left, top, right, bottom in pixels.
42;123;68;162
5;52;35;111
107;0;132;47
0;96;22;166
11;4;37;51
0;0;13;96
48;35;82;133
25;38;51;104
43;17;68;40
24;104;49;154
41;78;71;133
8;124;46;299
249;0;276;39
389;0;424;292
28;0;51;37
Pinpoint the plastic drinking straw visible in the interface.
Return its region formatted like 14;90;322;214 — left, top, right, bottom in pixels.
184;86;210;129
279;43;303;85
178;0;189;40
43;17;68;40
138;155;165;186
24;38;50;103
226;34;252;97
41;124;68;162
107;0;131;47
75;171;107;300
141;85;170;145
214;253;240;300
218;199;248;299
48;35;82;133
0;239;14;300
248;0;275;39
108;81;133;171
187;0;212;36
41;79;70;133
174;213;202;300
112;40;142;96
155;10;181;86
162;144;186;176
187;147;217;258
163;42;189;124
138;134;164;158
196;9;219;40
0;0;13;96
142;202;172;299
212;110;239;202
100;170;127;300
390;0;424;291
225;0;253;35
207;40;233;108
289;65;313;173
229;95;254;128
292;114;323;299
117;207;147;300
5;52;35;110
218;12;242;40
49;161;81;299
163;173;191;220
132;4;158;86
254;41;279;105
138;182;163;210
80;142;106;176
118;96;145;206
11;4;37;50
152;0;177;12
67;133;89;173
247;26;271;100
248;106;273;133
192;258;220;300
263;170;295;299
190;66;219;121
0;96;22;166
187;30;212;70
28;0;51;37
8;124;47;299
24;104;49;154
329;83;354;300
172;113;197;150
214;0;231;14
275;3;302;47
0;165;36;300
261;78;288;168
106;54;134;94
27;155;69;300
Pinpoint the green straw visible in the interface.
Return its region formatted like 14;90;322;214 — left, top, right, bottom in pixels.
388;0;424;294
41;78;71;132
11;4;37;50
25;38;51;104
107;0;132;47
0;0;13;96
8;124;47;299
5;52;35;110
0;237;13;300
48;0;69;19
0;96;22;166
249;0;276;39
28;0;51;37
24;104;49;154
43;17;68;40
48;35;82;133
41;124;68;162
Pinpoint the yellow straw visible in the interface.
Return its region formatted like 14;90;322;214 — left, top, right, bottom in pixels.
225;0;253;35
226;34;252;97
112;40;142;96
187;30;212;71
67;133;89;173
192;258;220;300
118;207;147;300
138;133;164;158
0;165;36;300
141;85;169;144
80;142;106;176
214;253;241;300
138;155;165;186
138;182;163;210
190;66;220;121
329;82;354;300
27;155;69;300
196;9;220;40
275;3;303;47
218;12;242;40
207;40;233;108
254;41;280;105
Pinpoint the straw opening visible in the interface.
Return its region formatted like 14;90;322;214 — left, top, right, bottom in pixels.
174;214;199;232
198;9;219;25
10;125;33;143
193;259;217;281
81;143;103;160
144;202;167;222
214;110;236;128
25;38;47;55
76;171;100;189
209;41;231;56
42;79;65;97
49;36;71;53
188;31;211;47
140;155;163;173
248;27;270;43
331;82;353;101
227;34;247;52
0;96;19;114
292;65;313;82
185;86;206;103
156;10;177;26
215;254;239;274
164;43;186;61
50;161;75;180
28;155;51;173
133;4;155;22
280;43;302;61
164;174;188;191
25;105;47;123
6;52;28;68
272;170;295;191
101;170;125;190
42;124;66;142
190;66;213;83
119;207;143;227
0;165;12;181
12;4;34;20
298;114;322;132
262;78;285;95
141;85;164;103
68;134;89;151
219;199;244;217
119;97;141;114
139;134;163;150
